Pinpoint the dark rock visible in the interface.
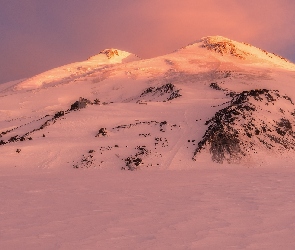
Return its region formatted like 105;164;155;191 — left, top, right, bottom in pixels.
210;82;222;90
54;111;65;119
193;88;295;163
70;97;92;110
95;128;107;137
139;83;181;102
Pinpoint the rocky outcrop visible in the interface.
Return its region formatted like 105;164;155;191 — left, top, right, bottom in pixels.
201;36;249;59
193;89;295;163
123;146;150;171
70;97;92;110
138;83;181;102
95;128;107;137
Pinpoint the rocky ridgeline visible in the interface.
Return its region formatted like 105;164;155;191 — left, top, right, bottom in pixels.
112;120;168;132
193;89;295;163
242;42;289;63
138;83;181;102
0;97;99;145
201;37;249;59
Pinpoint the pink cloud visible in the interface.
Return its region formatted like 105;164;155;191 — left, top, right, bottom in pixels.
1;0;294;83
117;0;295;56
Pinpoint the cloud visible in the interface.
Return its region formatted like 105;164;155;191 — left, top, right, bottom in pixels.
118;0;295;55
0;0;294;83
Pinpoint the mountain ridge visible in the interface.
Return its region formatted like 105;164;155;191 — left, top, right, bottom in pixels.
180;36;294;70
1;36;295;169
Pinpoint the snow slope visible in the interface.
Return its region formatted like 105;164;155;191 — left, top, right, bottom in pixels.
15;49;140;90
1;36;295;249
1;36;295;170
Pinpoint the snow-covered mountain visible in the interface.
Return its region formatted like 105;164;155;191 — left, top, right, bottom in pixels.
1;36;295;170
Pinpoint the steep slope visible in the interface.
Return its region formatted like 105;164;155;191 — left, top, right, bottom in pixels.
1;36;295;170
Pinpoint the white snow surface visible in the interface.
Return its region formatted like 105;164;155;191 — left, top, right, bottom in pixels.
1;36;295;249
1;167;295;249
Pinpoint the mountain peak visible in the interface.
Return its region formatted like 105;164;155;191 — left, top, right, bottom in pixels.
2;35;295;169
201;35;231;43
178;35;294;69
87;49;140;63
15;49;140;90
200;36;249;59
99;49;120;59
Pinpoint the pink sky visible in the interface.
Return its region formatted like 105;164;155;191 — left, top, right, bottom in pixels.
0;0;295;83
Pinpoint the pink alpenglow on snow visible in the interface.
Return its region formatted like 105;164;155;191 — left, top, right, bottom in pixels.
1;1;295;84
1;36;295;249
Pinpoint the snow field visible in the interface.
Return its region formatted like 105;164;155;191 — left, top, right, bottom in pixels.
1;35;295;249
1;167;295;249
